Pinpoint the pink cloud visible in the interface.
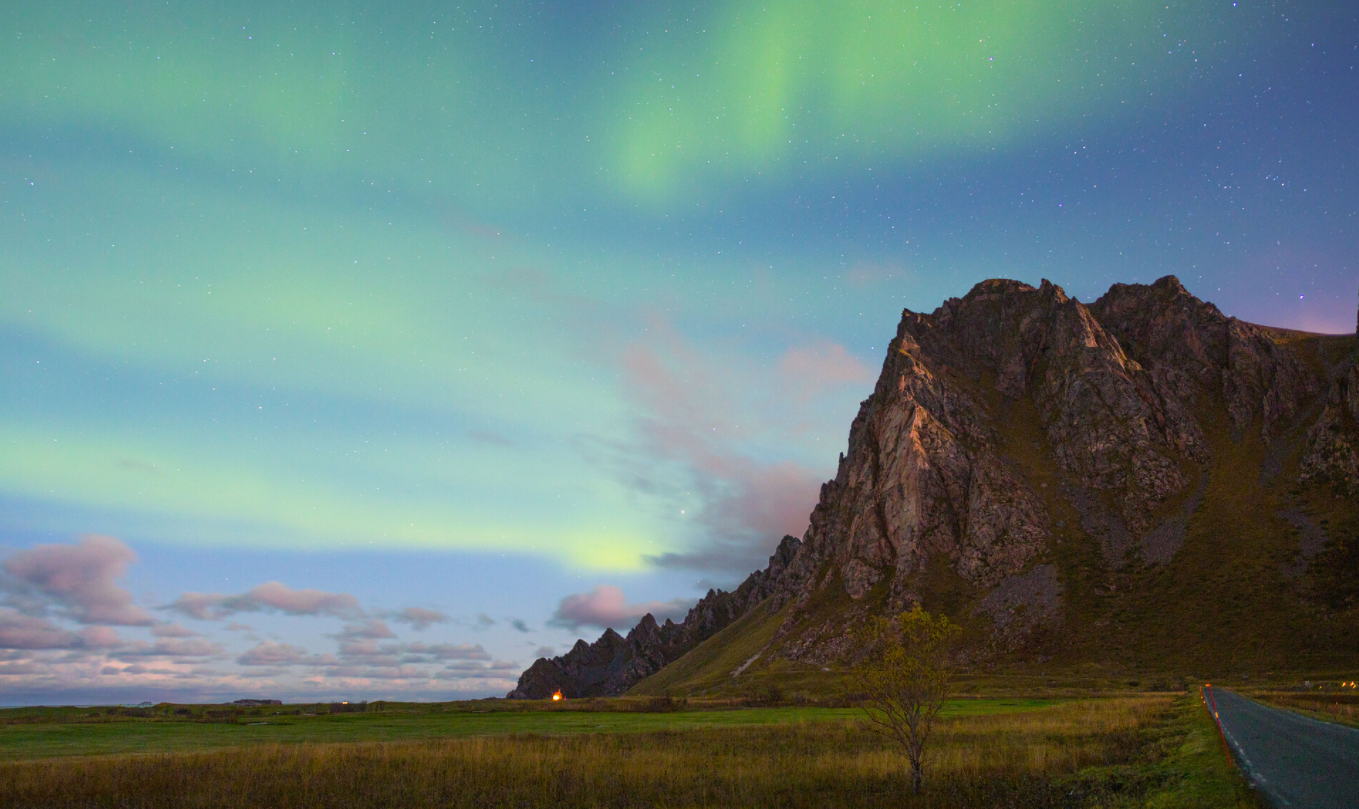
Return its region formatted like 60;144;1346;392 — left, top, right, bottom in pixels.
777;342;876;403
707;459;825;543
335;634;492;668
151;623;197;638
2;535;153;625
114;637;222;658
237;582;361;616
0;608;82;650
77;626;122;648
322;665;431;680
607;321;835;571
336;620;395;640
237;641;338;667
400;642;490;662
384;607;448;630
549;585;692;631
165;581;362;621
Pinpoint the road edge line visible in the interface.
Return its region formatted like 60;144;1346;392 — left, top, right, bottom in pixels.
1201;685;1232;762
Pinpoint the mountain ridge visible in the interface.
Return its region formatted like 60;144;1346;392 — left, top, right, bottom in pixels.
509;276;1359;699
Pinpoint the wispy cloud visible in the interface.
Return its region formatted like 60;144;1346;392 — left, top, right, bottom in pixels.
383;607;448;630
237;641;338;667
776;342;876;403
595;318;839;573
151;623;197;638
164;582;362;621
113;638;223;659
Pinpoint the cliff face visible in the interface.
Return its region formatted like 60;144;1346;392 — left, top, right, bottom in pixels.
763;276;1355;663
1301;362;1359;495
511;276;1359;695
773;278;1213;613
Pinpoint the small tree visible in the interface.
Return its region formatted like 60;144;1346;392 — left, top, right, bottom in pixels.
853;606;961;794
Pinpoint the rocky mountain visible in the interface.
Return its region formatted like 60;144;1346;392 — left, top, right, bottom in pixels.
512;277;1359;698
507;536;800;699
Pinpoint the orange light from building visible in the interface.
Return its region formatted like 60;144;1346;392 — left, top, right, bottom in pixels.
551;690;563;701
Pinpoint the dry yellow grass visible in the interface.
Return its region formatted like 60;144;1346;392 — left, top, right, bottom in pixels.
1;697;1172;808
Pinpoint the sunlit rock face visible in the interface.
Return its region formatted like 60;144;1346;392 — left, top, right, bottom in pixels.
767;276;1354;657
762;276;1354;662
511;277;1359;692
775;278;1212;613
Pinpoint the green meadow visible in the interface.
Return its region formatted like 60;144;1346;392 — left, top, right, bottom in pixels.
0;697;1053;760
0;694;1261;807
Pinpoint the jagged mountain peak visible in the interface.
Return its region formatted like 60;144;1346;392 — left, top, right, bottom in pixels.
512;278;1359;697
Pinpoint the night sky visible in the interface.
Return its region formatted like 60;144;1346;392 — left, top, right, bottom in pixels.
1;0;1356;703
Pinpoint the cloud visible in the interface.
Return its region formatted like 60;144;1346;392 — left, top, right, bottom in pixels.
384;607;448;630
0;608;82;650
165;582;362;621
77;626;123;648
548;585;692;631
532;646;556;659
595;318;832;573
114;638;223;659
401;643;491;662
336;637;492;668
336;620;396;640
777;342;876;403
475;613;496;628
322;665;431;680
2;535;153;625
151;623;197;638
510;619;531;633
0;661;41;676
433;659;520;681
237;641;338;667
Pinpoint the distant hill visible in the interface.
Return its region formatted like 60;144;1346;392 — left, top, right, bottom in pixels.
510;276;1359;699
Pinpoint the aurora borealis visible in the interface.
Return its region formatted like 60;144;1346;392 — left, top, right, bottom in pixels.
2;0;1356;702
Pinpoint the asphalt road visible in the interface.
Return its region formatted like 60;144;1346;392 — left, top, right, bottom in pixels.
1205;686;1359;809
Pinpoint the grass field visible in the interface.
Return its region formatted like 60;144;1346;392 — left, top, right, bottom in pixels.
0;697;1057;761
0;695;1260;808
1250;689;1359;729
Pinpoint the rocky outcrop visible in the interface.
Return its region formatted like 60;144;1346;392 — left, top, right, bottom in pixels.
1297;289;1359;493
1301;360;1359;494
1091;275;1321;443
764;276;1353;660
507;628;634;699
972;564;1061;647
507;536;801;698
771;278;1201;622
